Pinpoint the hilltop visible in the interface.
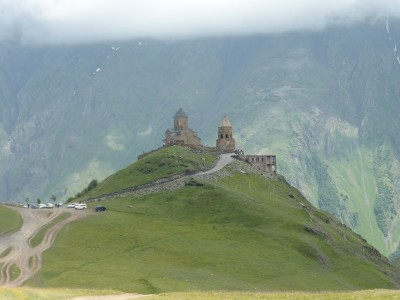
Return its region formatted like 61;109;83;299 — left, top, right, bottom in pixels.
20;146;400;294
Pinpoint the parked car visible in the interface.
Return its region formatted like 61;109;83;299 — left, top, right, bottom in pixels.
46;203;54;208
75;203;87;210
39;203;47;209
95;206;107;212
67;203;77;208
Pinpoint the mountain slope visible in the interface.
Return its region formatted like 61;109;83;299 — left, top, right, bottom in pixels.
25;147;400;293
1;19;400;255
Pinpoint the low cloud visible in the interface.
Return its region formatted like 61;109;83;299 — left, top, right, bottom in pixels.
1;0;400;45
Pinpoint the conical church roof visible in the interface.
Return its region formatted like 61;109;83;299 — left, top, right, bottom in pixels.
174;108;188;118
219;115;232;127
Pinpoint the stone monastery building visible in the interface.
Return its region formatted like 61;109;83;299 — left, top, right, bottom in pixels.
163;108;276;174
163;108;201;147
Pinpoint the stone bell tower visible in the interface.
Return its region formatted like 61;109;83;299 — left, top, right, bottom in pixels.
216;115;235;152
174;108;189;130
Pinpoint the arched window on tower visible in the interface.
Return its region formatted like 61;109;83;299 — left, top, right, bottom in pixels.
220;134;223;139
226;134;229;138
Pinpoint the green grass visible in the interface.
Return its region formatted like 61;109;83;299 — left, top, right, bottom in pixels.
27;163;399;294
148;290;400;300
0;205;22;235
1;289;400;300
0;247;11;259
79;146;217;200
29;212;71;248
0;288;121;299
10;264;21;281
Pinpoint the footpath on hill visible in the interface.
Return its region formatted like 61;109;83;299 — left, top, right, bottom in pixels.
86;153;236;202
0;153;236;288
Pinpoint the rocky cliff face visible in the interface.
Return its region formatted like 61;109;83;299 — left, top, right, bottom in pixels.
1;19;400;255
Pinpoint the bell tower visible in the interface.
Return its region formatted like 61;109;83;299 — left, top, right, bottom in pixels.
216;115;235;152
174;108;188;130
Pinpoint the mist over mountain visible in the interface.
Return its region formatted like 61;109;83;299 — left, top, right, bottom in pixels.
1;18;400;256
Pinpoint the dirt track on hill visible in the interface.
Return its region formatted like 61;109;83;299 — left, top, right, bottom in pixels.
0;207;89;287
86;153;236;202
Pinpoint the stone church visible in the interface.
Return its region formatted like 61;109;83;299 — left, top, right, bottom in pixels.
163;108;201;147
162;108;276;174
163;109;236;152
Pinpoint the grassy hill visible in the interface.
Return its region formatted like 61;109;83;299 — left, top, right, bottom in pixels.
0;205;22;236
25;147;400;293
76;146;217;200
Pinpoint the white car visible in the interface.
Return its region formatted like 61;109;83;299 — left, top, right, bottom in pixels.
46;203;54;208
75;203;87;210
39;203;47;209
67;203;77;208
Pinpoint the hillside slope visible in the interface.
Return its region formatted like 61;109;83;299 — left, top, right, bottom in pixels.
26;148;400;293
2;19;400;255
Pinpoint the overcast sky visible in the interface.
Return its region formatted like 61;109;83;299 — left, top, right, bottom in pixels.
1;0;400;44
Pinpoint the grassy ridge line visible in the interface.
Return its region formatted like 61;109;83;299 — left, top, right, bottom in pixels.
79;146;217;200
0;206;22;236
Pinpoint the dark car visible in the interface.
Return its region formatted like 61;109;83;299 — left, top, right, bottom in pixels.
95;206;107;212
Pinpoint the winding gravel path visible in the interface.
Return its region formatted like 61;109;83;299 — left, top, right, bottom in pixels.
0;207;89;287
196;153;235;175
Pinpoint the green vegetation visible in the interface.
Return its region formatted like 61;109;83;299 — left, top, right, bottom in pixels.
67;179;98;202
373;146;397;238
29;257;34;269
0;247;11;259
147;290;400;300
311;156;341;219
29;212;71;248
27;156;399;294
0;206;22;235
310;155;358;229
0;288;119;300
1;289;400;300
80;146;216;200
10;264;21;281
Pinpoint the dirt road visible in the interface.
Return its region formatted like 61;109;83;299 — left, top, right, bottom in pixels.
0;207;89;287
196;153;235;175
